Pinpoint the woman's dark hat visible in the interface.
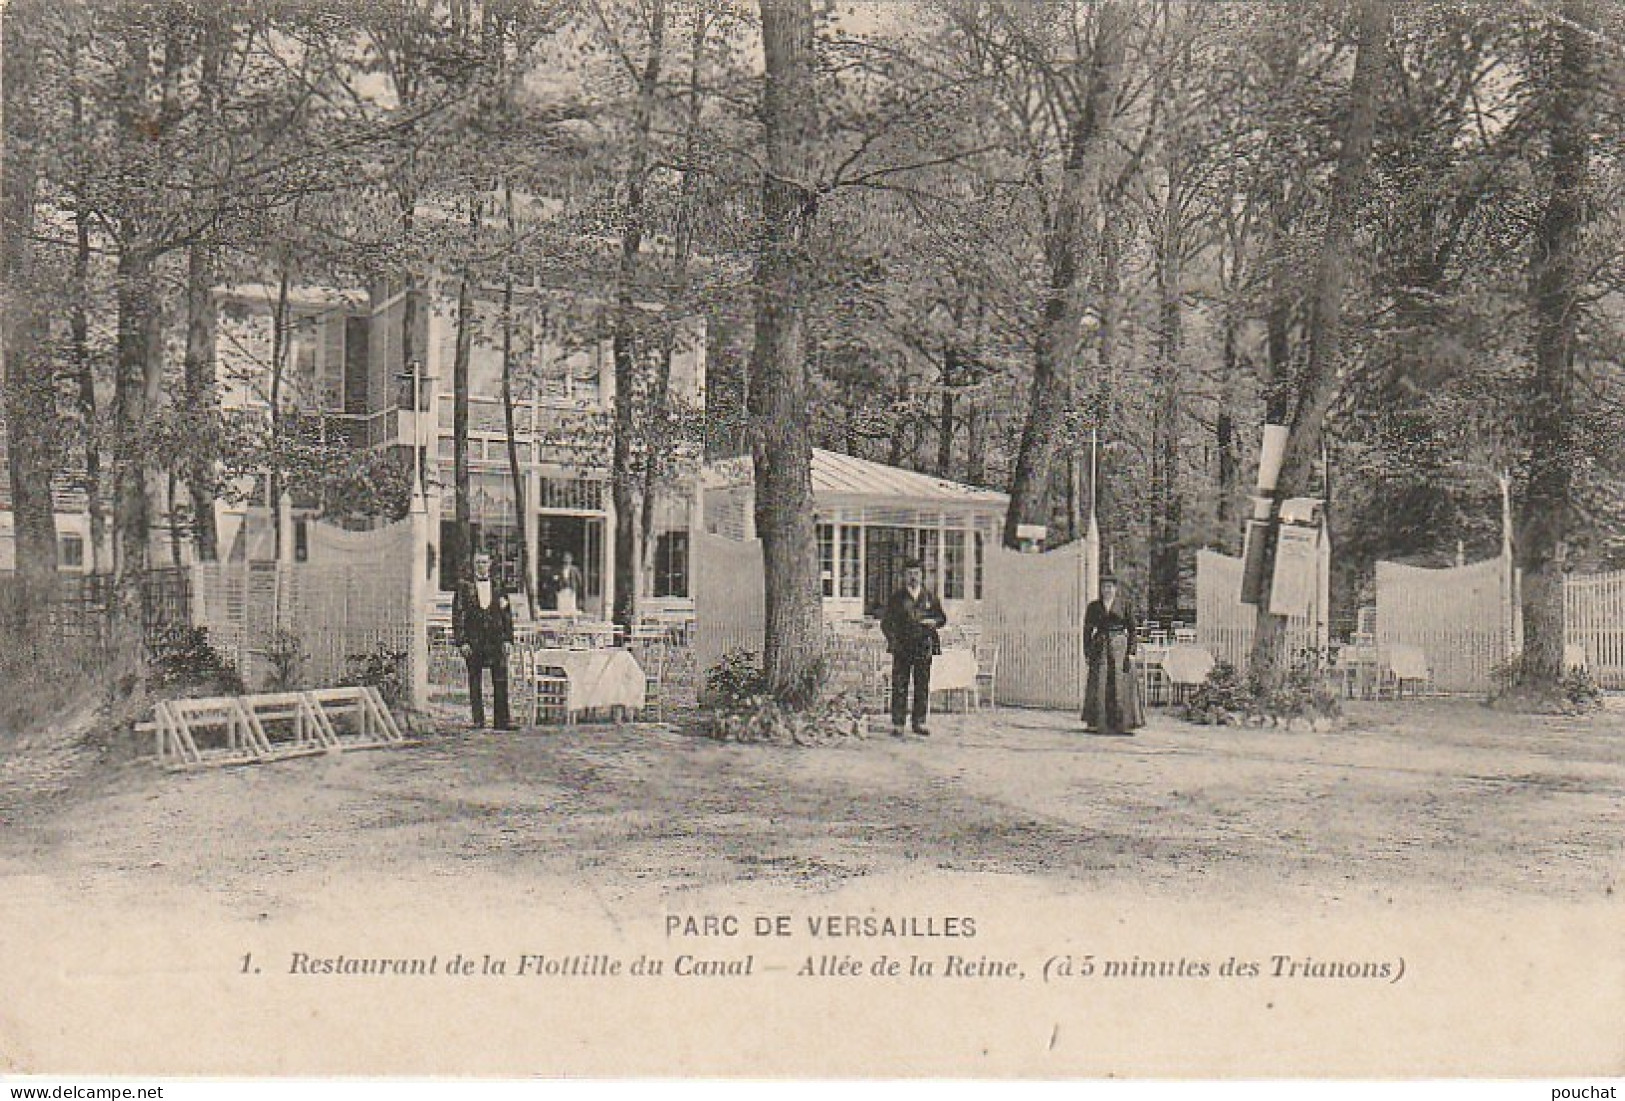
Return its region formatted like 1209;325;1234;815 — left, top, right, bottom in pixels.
1099;573;1119;585
903;557;925;570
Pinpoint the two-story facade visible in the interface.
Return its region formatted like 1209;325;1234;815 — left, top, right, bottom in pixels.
213;275;706;617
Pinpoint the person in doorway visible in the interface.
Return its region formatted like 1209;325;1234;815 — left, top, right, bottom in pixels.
880;557;948;738
555;550;585;616
453;551;516;730
537;549;559;611
1082;574;1144;735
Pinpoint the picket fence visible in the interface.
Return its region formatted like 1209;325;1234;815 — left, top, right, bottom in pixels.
1375;558;1511;694
190;519;416;689
693;531;766;675
1566;569;1625;689
981;540;1090;709
1195;550;1319;671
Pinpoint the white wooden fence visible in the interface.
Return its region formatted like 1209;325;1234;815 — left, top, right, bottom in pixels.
982;539;1091;710
1195;550;1319;671
1566;569;1625;689
692;532;1094;711
1375;558;1511;694
693;531;765;674
692;534;1625;704
190;520;416;690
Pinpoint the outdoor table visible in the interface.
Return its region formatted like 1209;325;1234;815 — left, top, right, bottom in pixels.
927;647;979;712
1160;644;1213;686
1131;643;1211;705
932;647;978;691
1386;643;1430;696
526;647;646;721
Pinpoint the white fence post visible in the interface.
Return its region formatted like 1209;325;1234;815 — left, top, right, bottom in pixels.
409;496;430;712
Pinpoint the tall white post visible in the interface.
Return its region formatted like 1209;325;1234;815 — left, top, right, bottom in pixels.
408;488;430;713
1498;471;1517;657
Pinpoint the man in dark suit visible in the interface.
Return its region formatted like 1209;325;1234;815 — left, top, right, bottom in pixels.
452;551;516;730
880;557;947;738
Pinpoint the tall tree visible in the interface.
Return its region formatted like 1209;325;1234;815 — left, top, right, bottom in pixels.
1250;0;1390;671
181;11;228;563
1002;0;1130;548
609;0;667;632
751;0;824;701
452;229;477;580
1;0;60;588
1516;0;1600;689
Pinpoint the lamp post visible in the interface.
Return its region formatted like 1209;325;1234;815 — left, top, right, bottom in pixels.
400;357;438;715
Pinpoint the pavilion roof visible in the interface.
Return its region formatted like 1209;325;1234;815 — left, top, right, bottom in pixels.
705;449;1007;507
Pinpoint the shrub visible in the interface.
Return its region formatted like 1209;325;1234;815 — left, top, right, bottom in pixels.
1180;661;1249;725
145;625;246;697
1489;652;1603;714
705;690;868;746
1181;651;1340;729
703;649;767;711
1259;654;1343;728
265;629;308;692
343;643;410;708
1561;666;1603;711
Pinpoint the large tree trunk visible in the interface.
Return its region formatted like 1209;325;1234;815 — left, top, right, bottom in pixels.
183;241;221;562
1149;172;1186;623
182;15;225;562
1215;320;1241;536
1516;0;1597;690
112;246;158;594
965;402;986;487
612;0;667;631
2;0;60;590
452;262;476;582
751;0;824;703
1249;0;1389;673
1088;199;1128;553
639;9;711;597
499;188;535;613
936;347;958;478
1003;1;1128;548
268;266;291;559
72;204;106;575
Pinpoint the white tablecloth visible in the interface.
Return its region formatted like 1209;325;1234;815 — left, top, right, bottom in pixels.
931;648;979;693
1159;644;1214;685
1137;644;1214;686
529;649;646;714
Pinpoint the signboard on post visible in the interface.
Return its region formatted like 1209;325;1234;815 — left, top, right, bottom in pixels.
1269;522;1320;617
1266;498;1326;619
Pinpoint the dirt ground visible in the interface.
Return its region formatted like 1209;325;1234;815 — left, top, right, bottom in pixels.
3;697;1622;913
3;698;1624;1077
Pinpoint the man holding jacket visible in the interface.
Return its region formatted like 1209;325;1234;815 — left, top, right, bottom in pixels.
880;557;947;738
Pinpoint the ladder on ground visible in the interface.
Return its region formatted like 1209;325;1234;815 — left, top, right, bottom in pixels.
141;687;408;770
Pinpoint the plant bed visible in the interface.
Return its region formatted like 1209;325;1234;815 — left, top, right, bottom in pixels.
700;649;870;746
1178;656;1344;731
1484;657;1603;716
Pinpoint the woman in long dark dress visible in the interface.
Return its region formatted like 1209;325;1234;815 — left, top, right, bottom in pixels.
1082;575;1145;735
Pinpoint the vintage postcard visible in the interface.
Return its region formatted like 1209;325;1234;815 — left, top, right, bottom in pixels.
1;0;1622;1082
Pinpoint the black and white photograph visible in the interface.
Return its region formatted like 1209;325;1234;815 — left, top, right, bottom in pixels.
1;0;1623;1084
